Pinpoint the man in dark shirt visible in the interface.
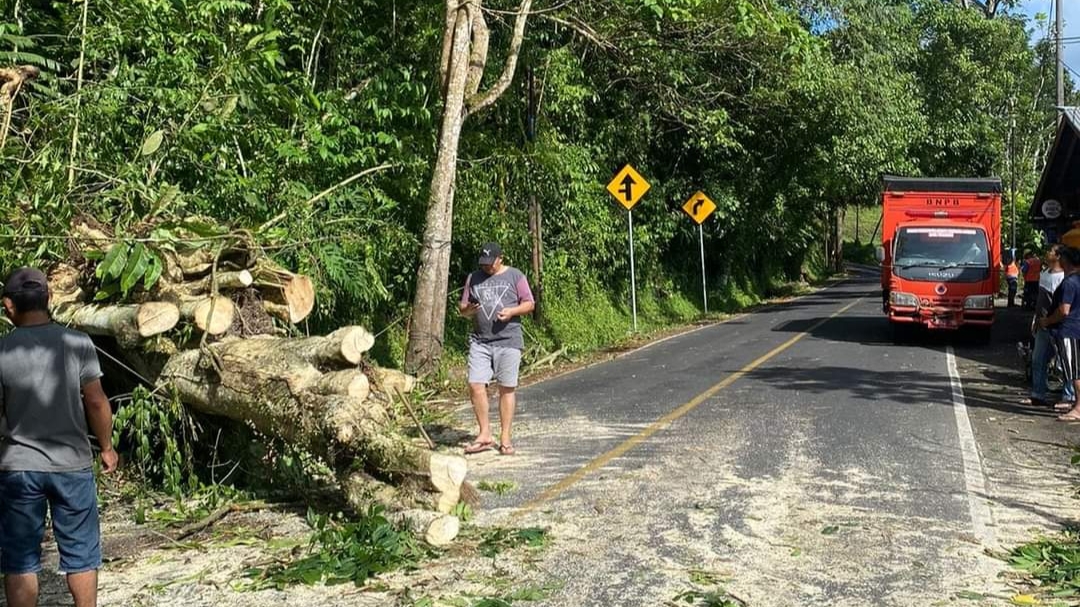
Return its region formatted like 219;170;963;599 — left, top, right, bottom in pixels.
459;244;534;456
1039;249;1080;421
1027;244;1072;407
0;268;117;607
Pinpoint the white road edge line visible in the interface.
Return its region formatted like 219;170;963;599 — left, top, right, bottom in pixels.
945;345;996;547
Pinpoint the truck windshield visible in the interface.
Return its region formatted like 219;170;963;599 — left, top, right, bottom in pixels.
893;227;989;268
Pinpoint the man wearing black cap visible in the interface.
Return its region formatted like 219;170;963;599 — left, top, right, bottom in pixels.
459;244;535;455
0;268;116;607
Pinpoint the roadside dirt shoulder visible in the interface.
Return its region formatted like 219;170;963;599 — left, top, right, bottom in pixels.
953;305;1080;591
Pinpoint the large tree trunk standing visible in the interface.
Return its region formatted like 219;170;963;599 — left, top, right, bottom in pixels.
405;0;534;375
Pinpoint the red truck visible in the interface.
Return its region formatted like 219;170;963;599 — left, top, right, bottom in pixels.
876;176;1002;339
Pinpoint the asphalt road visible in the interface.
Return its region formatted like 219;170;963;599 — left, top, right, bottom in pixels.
466;268;1069;606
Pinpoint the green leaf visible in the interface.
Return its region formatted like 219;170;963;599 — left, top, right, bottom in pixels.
143;254;164;290
821;525;840;535
96;244;129;281
93;282;119;302
120;243;149;294
141;130;165;156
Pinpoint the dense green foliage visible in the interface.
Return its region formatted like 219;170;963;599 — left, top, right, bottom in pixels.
1;0;1069;363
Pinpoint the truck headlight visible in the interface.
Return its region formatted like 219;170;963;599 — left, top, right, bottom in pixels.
890;291;919;307
964;295;993;309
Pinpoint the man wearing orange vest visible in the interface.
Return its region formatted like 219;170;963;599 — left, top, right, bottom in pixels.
1004;254;1019;308
1021;251;1043;311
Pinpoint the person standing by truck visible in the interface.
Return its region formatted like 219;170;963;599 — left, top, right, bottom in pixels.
1021;250;1042;310
1027;244;1073;407
1039;248;1080;421
1003;255;1020;308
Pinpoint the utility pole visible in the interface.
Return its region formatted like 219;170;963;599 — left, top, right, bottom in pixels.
1009;97;1017;253
1057;0;1065;107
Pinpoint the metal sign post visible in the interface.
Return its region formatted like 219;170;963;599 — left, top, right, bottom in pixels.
607;164;650;333
628;211;638;331
698;223;708;315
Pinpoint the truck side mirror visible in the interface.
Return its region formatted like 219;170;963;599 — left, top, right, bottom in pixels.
875;246;886;264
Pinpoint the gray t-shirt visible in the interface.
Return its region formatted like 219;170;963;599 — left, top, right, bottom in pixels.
460;267;534;350
0;323;103;472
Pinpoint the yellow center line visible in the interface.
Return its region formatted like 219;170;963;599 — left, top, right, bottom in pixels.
510;295;865;520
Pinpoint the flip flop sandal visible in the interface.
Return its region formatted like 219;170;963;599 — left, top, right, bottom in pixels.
1055;402;1076;412
464;440;495;454
1057;413;1080;422
498;444;516;456
1021;397;1051;407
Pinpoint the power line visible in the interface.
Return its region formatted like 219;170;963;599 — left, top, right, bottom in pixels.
1062;59;1080;82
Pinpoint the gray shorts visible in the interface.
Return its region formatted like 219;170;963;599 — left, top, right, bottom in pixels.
468;340;523;388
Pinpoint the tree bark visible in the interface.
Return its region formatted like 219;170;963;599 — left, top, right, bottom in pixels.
405;4;473;376
339;472;460;545
286;326;375;365
390;509;460;547
186;270;254;294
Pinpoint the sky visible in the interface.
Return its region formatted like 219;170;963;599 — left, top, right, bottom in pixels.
1018;0;1080;83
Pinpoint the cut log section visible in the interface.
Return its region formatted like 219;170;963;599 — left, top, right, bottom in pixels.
390;509;460;547
339;472;460;546
286;326;375;366
179;296;235;335
308;370;370;400
186;270;254;294
52;302;180;345
253;259;315;323
370;367;416;395
362;443;467;514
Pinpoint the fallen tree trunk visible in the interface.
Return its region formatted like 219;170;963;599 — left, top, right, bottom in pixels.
159;341;464;513
179;270;254;295
54;218;466;537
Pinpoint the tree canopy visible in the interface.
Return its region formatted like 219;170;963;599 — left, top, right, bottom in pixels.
0;0;1069;362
